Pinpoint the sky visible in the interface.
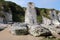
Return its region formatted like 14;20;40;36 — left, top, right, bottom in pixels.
5;0;60;10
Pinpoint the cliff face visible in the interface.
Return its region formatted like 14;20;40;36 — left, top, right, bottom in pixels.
0;0;60;23
0;1;25;23
42;10;60;25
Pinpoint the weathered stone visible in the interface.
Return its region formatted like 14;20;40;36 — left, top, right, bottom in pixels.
25;2;37;25
49;10;57;20
42;16;51;25
0;23;8;29
28;25;50;37
52;19;60;26
0;17;4;23
49;10;60;26
57;12;60;22
10;23;28;35
41;24;60;38
0;10;12;24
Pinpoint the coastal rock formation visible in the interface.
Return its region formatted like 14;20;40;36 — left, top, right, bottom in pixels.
0;6;12;24
41;24;60;38
42;16;51;25
0;1;60;38
4;10;12;24
0;23;9;31
25;2;51;37
49;10;57;20
49;10;60;26
0;17;4;23
57;12;60;22
25;2;37;25
28;25;50;37
10;23;28;35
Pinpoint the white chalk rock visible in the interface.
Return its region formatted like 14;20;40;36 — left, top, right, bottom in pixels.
25;2;37;25
42;16;51;25
28;25;50;37
0;23;8;29
10;23;28;35
57;12;60;22
49;10;57;20
52;19;60;26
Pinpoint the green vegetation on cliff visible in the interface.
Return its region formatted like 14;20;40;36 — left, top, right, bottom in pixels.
0;0;60;23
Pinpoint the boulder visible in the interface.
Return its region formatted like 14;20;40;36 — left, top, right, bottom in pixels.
0;23;8;31
41;24;60;38
0;23;8;29
10;23;28;35
28;25;50;37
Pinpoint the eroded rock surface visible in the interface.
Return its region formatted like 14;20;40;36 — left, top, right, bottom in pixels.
10;23;28;35
28;25;50;37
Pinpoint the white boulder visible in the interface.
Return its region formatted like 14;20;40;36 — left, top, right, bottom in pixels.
0;23;8;29
10;23;28;35
28;25;50;37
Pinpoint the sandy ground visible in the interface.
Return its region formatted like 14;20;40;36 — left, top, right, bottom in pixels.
0;27;43;40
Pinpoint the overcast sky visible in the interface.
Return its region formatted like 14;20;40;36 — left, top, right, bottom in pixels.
5;0;60;10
